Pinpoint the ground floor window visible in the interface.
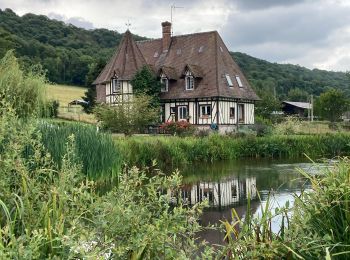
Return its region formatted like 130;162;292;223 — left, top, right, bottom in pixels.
178;106;188;120
238;104;245;123
199;105;211;118
229;107;235;119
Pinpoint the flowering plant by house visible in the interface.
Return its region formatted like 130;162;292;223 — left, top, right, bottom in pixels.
160;120;195;136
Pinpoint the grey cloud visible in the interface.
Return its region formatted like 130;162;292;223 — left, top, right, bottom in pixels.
48;12;94;29
234;0;307;10
224;2;350;47
66;17;94;29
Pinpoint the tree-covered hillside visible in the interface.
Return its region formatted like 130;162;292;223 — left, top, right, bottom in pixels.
0;8;348;98
232;52;350;100
0;8;146;86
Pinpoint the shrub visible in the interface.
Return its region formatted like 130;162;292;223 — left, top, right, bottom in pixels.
0;50;46;118
94;94;159;135
41;99;59;118
0;102;215;258
160;121;195;136
273;116;302;135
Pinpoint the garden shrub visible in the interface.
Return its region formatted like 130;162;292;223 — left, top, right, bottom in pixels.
160;121;196;136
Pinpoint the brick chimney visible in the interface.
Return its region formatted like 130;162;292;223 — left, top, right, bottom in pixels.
161;21;171;52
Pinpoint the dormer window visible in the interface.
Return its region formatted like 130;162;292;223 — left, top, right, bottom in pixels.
185;71;194;90
160;75;169;92
186;76;194;90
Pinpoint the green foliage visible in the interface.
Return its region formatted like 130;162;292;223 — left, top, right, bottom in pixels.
232;52;350;99
41;99;59;118
254;87;281;120
222;158;350;259
289;158;350;258
222;192;290;259
314;88;349;122
37;121;121;180
287;87;309;102
0;9;146;86
130;66;162;108
273;117;303;135
0;101;214;258
115;133;350;168
0;50;47;118
94;167;212;259
94;94;160;135
160;121;196;136
82;59;106;113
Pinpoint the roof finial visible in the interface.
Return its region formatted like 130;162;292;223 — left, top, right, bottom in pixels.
125;19;131;30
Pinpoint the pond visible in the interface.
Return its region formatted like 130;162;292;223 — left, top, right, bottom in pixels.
177;158;324;245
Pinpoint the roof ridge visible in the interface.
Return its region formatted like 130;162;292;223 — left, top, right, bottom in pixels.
136;30;217;44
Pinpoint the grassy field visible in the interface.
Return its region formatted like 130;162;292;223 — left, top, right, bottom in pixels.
46;84;96;123
46;84;87;105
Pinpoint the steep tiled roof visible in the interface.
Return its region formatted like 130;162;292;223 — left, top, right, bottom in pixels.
136;31;260;100
159;66;178;80
94;28;259;101
93;30;148;84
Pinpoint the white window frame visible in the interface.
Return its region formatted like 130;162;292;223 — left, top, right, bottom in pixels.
160;76;168;92
112;78;121;93
236;75;243;88
178;106;188;121
199;105;211;118
185;70;194;90
225;74;233;87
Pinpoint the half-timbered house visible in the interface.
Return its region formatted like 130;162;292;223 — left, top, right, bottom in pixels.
93;22;259;133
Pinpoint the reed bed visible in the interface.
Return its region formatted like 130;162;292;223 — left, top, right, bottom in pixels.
37;121;122;180
115;133;350;168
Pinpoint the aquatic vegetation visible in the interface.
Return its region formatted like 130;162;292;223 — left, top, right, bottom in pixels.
222;157;350;259
0;104;214;259
37;121;122;180
115;133;350;168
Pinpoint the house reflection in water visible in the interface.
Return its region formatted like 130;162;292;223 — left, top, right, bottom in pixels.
180;176;257;208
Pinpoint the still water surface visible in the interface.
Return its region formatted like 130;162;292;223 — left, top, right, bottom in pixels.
177;159;322;245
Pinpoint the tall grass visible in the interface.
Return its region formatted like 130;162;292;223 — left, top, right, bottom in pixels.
222;158;350;259
115;133;350;168
0;50;46;118
37;121;122;180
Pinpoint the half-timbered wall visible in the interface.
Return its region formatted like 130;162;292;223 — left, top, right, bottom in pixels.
162;100;254;125
105;81;133;104
176;177;257;207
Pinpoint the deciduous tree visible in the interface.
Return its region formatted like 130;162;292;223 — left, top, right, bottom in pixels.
314;88;349;122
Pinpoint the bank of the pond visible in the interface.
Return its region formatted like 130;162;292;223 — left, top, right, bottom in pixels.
115;133;350;167
36;119;350;176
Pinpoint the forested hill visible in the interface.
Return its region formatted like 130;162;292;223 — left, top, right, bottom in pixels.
0;8;349;98
232;52;349;100
0;8;146;85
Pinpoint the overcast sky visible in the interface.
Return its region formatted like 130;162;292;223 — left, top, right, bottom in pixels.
0;0;349;72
